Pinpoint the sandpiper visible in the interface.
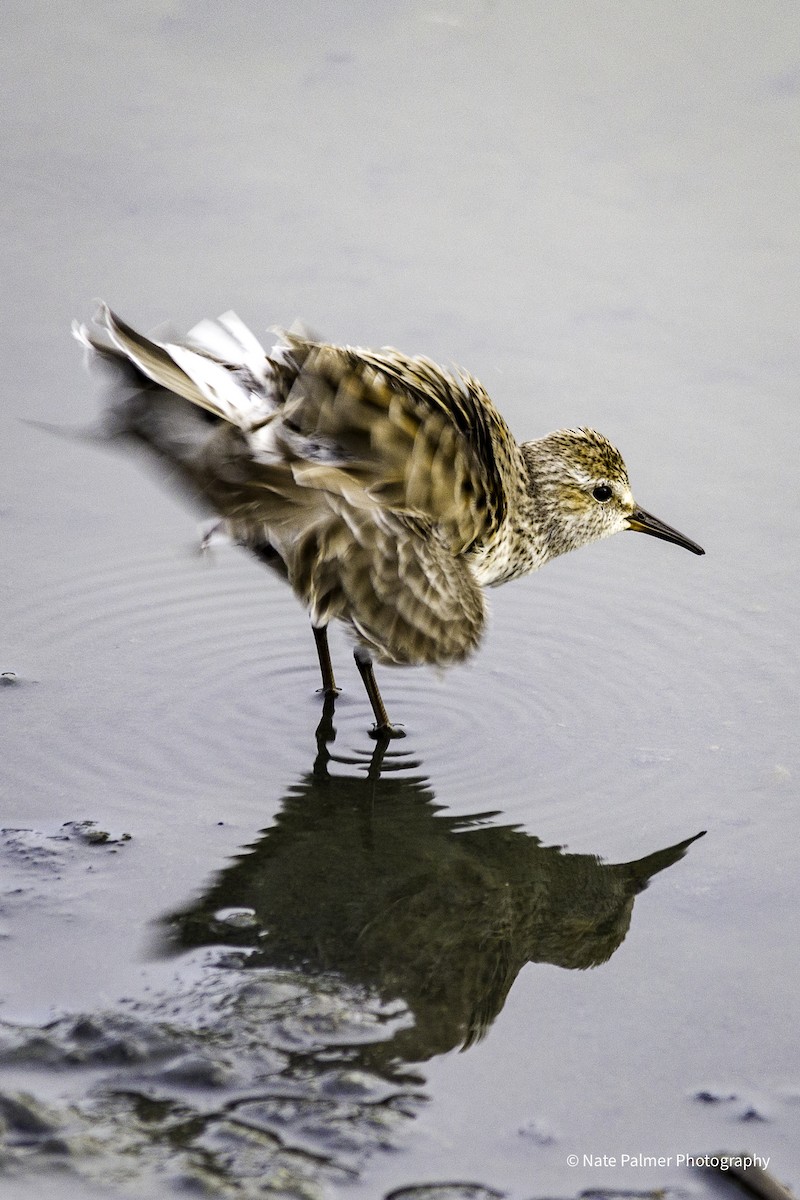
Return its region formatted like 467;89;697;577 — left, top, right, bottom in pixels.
74;305;704;735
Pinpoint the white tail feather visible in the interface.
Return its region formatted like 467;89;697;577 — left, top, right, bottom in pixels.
165;341;267;428
77;303;280;431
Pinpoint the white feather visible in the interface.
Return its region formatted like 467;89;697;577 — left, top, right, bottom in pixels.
165;342;263;429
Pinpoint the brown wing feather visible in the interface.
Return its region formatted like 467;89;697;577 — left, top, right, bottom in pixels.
194;427;489;666
77;309;502;667
287;503;486;666
276;339;510;555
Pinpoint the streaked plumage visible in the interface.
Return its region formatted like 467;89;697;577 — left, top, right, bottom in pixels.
73;305;704;734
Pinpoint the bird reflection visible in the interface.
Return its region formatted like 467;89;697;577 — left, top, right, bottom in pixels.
160;704;704;1065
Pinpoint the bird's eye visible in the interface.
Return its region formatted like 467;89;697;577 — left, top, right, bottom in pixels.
592;484;613;503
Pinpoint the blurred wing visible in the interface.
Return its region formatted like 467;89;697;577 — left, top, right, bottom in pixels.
75;308;513;558
290;506;486;666
274;339;510;555
76;304;276;429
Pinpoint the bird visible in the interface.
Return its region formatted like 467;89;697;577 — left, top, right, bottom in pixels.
73;304;704;736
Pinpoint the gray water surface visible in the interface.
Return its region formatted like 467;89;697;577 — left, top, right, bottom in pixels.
2;3;799;1197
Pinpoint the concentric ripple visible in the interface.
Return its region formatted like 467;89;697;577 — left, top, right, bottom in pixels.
382;556;772;832
7;548;324;804
6;543;771;833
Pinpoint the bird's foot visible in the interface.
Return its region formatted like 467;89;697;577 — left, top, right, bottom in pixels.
369;722;406;741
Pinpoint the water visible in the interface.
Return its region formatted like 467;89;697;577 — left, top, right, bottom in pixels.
2;2;798;1197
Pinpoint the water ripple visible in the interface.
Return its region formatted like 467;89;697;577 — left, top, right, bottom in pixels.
7;547;736;826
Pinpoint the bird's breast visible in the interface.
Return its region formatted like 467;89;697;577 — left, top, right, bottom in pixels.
466;523;548;587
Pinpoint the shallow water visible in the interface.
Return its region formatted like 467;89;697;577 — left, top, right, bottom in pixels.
2;2;799;1197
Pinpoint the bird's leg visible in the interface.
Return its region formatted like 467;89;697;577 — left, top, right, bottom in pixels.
353;646;405;739
312;624;341;696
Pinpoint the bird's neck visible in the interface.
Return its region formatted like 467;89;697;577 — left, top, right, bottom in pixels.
468;444;552;586
519;438;592;562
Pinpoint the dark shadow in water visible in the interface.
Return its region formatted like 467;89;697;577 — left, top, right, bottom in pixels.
0;704;705;1196
160;698;705;1065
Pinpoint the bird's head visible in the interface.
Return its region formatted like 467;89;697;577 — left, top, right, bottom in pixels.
524;427;704;560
